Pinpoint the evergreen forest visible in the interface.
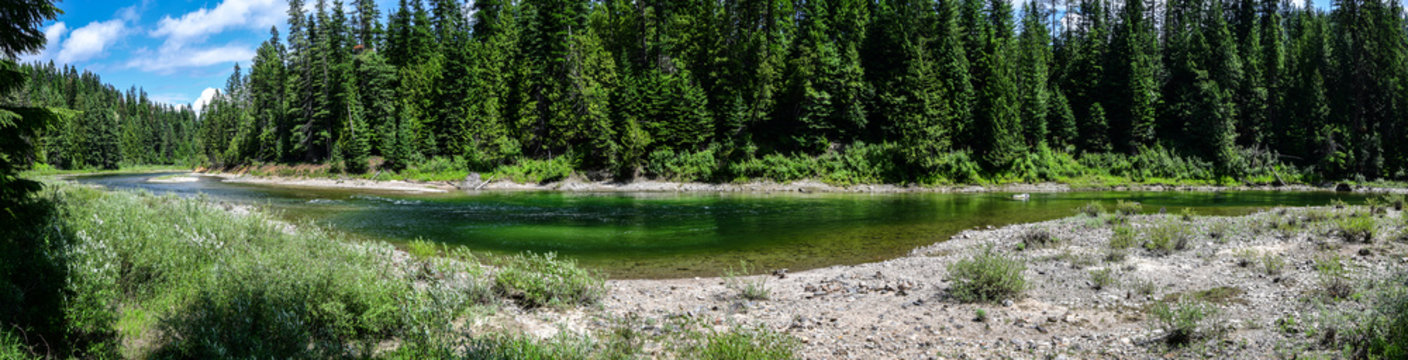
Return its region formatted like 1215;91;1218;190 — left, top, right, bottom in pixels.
16;0;1408;185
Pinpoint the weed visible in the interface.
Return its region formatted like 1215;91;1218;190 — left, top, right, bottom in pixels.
1144;222;1193;255
1180;208;1196;222
1079;202;1105;217
1090;268;1118;291
1235;249;1258;268
407;238;440;258
1132;279;1158;296
1262;253;1286;276
1335;213;1377;243
1110;225;1136;250
724;261;770;301
494;252;606;308
947;246;1027;303
1019;229;1058;249
1315;256;1354;301
1114;200;1143;216
688;326;797;360
974;309;988;322
1149;299;1219;346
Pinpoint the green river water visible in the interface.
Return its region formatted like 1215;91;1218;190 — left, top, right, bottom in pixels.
76;173;1366;279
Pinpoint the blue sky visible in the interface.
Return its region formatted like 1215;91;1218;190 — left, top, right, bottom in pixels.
22;0;1334;114
21;0;396;113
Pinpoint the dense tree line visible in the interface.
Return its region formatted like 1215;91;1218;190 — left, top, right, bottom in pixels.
192;0;1408;183
7;62;200;169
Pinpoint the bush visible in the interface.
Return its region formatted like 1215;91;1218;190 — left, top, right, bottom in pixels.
1114;200;1143;216
1110;225;1136;250
407;238;440;258
689;326;796;360
1078;201;1105;217
646;147;718;182
1019;229;1058;249
401;156;470;182
1335;213;1377;243
1343;275;1408;359
494;252;605;308
490;156;575;184
724;262;769;301
1090;268;1118;291
1262;253;1286;275
1149;299;1218;346
1144;222;1192;255
947;246;1027;303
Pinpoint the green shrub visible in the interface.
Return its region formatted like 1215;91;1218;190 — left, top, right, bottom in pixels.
407;238;440;258
1262;253;1286;275
724;262;769;301
1335;213;1378;243
1114;200;1143;216
1078;201;1105;217
689;326;797;360
1342;275;1408;359
0;331;36;360
1110;225;1136;250
494;252;605;308
463;333;596;360
1090;268;1118;290
1019;229;1058;249
974;308;989;322
402;156;470;182
1144;222;1192;255
490;156;575;184
1316;255;1354;300
646;147;718;182
947;246;1027;303
1149;299;1218;346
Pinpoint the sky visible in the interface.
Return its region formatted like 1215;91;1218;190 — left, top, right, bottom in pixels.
22;0;1335;115
20;0;396;114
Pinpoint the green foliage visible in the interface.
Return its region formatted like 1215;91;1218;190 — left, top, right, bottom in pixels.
1079;201;1105;217
1143;221;1193;255
1019;229;1058;249
946;246;1027;303
407;238;440;258
1149;299;1219;346
1110;225;1136;249
1113;200;1143;215
687;326;797;360
646;147;718;182
493;252;605;308
1336;212;1378;243
724;261;770;301
1090;268;1118;290
489;156;574;184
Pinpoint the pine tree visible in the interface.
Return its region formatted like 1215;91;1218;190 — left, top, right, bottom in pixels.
250;27;286;162
974;0;1025;169
1048;89;1078;149
1016;1;1051;148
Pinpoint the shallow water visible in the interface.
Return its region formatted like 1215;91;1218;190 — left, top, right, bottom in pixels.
75;173;1367;279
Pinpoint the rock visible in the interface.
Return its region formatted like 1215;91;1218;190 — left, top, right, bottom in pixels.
1336;183;1353;192
1002;299;1014;307
1359;248;1372;257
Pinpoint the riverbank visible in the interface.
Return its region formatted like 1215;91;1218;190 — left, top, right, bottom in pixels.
195;168;1391;194
587;202;1408;358
13;180;1406;358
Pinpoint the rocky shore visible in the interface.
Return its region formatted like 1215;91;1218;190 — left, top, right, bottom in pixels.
577;206;1406;358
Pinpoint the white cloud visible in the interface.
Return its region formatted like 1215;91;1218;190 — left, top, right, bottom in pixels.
126;44;254;73
148;93;190;105
151;0;285;46
192;87;220;115
56;20;127;64
20;22;67;62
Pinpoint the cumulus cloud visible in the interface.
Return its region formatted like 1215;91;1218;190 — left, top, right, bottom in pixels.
20;22;68;62
126;44;254;73
56;20;128;64
192;87;220;115
150;0;285;46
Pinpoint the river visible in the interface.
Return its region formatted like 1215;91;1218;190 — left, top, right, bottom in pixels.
75;172;1366;278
